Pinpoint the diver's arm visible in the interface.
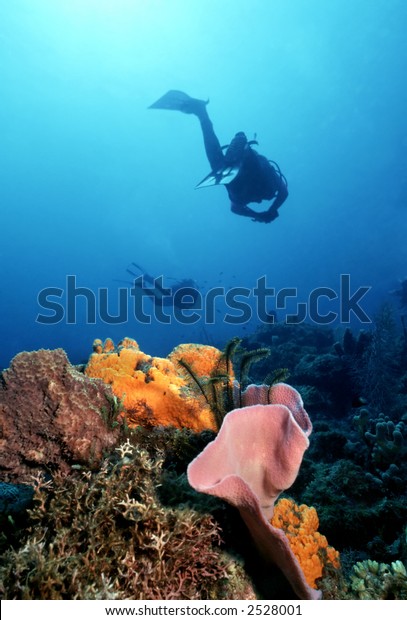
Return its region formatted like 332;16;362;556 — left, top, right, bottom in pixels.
231;202;263;219
254;177;289;223
271;179;288;211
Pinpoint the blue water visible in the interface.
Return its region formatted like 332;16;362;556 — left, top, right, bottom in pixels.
1;0;406;369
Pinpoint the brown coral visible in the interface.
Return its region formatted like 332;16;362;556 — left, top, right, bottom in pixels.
271;498;340;589
0;349;120;483
85;338;219;432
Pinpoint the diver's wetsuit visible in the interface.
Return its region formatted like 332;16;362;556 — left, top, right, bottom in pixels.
194;104;288;223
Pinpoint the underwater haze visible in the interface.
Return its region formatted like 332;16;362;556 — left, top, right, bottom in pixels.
1;0;406;369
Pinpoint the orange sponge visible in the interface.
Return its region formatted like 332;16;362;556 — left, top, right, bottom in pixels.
85;338;218;432
169;343;230;380
271;498;340;589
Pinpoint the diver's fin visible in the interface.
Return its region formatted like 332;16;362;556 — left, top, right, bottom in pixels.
149;90;208;114
130;262;145;272
149;90;191;110
125;263;145;280
195;165;241;189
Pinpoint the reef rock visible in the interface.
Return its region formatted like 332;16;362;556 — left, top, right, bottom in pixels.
0;349;120;483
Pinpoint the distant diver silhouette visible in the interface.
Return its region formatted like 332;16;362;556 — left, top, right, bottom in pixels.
117;262;200;310
149;90;288;223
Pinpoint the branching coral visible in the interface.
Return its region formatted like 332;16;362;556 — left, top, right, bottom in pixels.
350;559;407;599
351;407;406;491
85;338;218;432
365;413;405;468
300;458;406;555
0;445;244;600
0;349;120;483
352;304;399;411
333;327;372;359
270;498;340;589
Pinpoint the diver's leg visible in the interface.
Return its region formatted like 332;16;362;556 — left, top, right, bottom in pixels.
127;264;155;287
180;99;224;171
197;107;225;172
127;263;154;284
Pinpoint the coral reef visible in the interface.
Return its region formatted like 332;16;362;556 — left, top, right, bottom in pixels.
242;323;354;414
169;340;236;429
349;559;407;599
174;337;289;430
0;441;256;600
270;498;340;589
298;458;406;557
188;383;322;599
242;314;407;417
242;319;407;584
169;342;228;380
1;321;407;600
85;338;218;432
0;349;120;483
364;413;405;468
351;305;399;412
333;326;372;359
0;482;34;553
0;482;33;517
86;337;283;433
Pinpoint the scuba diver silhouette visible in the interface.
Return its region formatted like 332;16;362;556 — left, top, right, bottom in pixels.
149;90;288;223
119;263;201;310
